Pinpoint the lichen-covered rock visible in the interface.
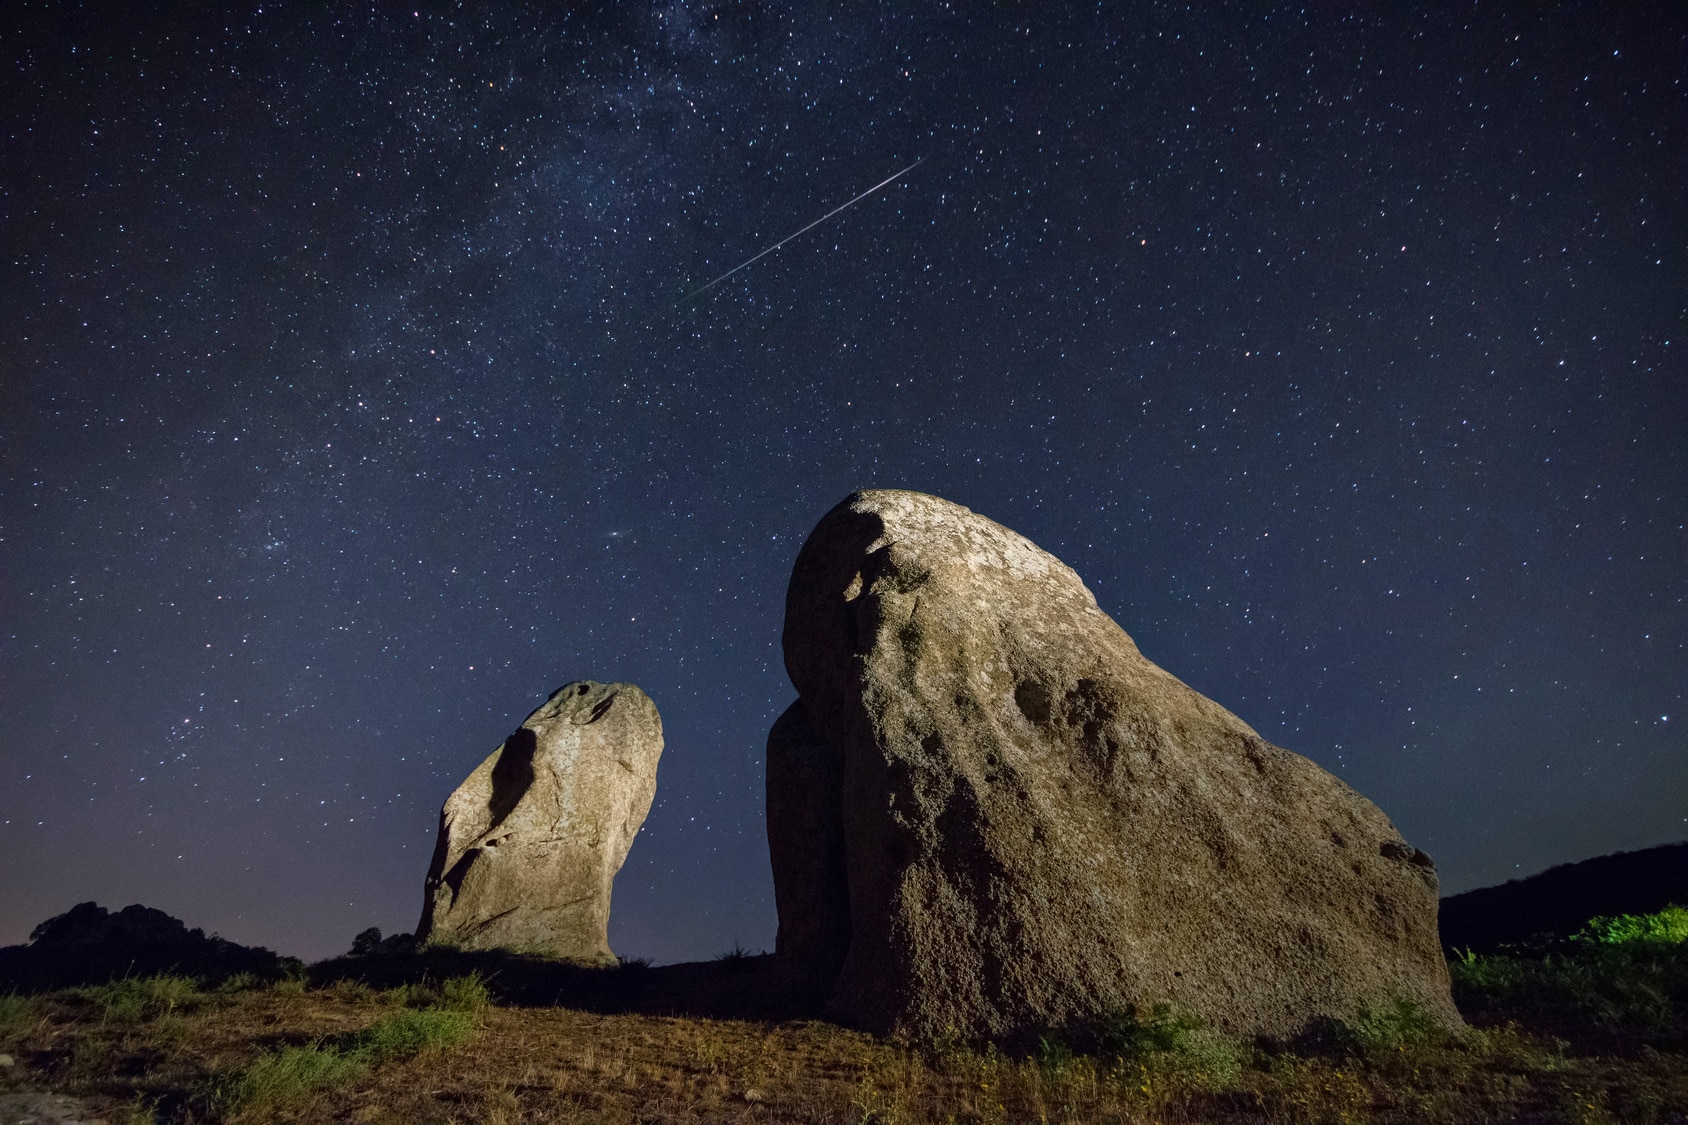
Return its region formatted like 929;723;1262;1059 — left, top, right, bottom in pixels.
417;680;661;962
768;489;1458;1042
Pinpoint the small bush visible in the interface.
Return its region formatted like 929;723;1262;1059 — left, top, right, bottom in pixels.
1579;905;1688;948
1033;1033;1075;1079
439;972;492;1013
388;972;490;1013
1100;1002;1201;1057
1335;997;1447;1053
1450;946;1528;994
1451;928;1687;1042
1097;1002;1241;1090
217;971;260;994
349;926;384;956
271;976;307;998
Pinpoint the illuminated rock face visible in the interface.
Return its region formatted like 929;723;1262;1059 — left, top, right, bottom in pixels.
769;489;1457;1042
417;680;661;963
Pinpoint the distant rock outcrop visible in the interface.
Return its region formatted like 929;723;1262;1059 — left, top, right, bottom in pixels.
0;902;286;990
1441;841;1688;951
417;680;663;963
767;489;1459;1042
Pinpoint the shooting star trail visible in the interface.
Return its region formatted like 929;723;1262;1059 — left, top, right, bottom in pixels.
679;158;923;304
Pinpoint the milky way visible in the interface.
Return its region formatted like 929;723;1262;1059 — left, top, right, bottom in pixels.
3;4;1683;961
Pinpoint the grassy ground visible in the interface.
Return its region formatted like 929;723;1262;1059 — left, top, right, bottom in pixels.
0;911;1684;1123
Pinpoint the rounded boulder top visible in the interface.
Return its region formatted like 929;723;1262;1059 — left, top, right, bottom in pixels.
768;489;1457;1043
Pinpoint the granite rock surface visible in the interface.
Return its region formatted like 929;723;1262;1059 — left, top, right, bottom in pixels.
768;489;1458;1041
418;680;662;963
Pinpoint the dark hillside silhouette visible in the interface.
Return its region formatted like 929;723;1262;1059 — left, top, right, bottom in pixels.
0;901;289;990
9;841;1687;1007
1440;842;1688;951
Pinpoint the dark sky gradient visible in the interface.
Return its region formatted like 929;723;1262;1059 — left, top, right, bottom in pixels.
3;3;1684;964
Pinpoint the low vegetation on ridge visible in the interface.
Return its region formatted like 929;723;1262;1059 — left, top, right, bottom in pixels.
0;908;1683;1123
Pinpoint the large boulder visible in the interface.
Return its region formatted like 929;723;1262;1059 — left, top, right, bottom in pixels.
767;489;1458;1042
417;680;662;963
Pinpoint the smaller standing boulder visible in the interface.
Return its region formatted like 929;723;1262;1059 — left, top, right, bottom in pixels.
416;680;662;963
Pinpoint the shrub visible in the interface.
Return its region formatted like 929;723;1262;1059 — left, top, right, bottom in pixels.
349;926;384;956
1579;905;1688;948
439;972;492;1014
1099;1002;1201;1057
389;972;490;1013
271;976;307;998
217;971;260;994
1097;1003;1241;1090
1033;1033;1075;1079
1450;921;1687;1042
1333;997;1447;1053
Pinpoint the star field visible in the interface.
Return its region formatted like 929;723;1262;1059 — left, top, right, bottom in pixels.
2;3;1684;962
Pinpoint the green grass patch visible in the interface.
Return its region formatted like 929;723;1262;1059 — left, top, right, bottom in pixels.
216;971;261;994
218;1042;363;1113
1334;997;1448;1054
72;974;201;1022
1096;1002;1242;1089
1579;904;1688;947
1452;906;1688;1045
353;1006;475;1061
270;975;307;998
0;992;34;1036
438;972;491;1013
387;971;491;1014
329;977;380;1003
118;1093;161;1125
215;989;478;1113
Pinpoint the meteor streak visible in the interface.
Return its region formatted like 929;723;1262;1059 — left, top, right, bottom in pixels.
680;158;923;304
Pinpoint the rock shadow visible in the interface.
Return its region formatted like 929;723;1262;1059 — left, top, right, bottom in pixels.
310;948;820;1023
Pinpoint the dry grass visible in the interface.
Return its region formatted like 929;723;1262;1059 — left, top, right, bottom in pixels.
1;972;1686;1123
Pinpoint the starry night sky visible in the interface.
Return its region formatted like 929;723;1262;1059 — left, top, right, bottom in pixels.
3;3;1684;964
